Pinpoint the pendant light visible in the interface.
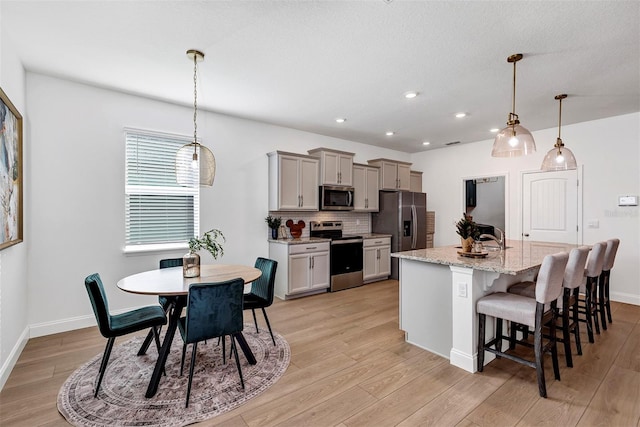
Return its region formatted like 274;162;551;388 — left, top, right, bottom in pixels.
176;49;216;187
491;53;536;157
541;94;577;171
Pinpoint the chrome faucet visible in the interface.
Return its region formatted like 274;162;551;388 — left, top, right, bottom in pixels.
479;227;506;250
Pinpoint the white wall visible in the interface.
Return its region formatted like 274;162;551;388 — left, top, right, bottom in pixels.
411;113;640;305
24;73;410;336
0;17;29;389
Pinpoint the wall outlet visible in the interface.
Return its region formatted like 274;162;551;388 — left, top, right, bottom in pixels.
457;282;467;298
587;220;599;229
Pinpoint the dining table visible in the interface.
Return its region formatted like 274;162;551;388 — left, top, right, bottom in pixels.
117;264;262;398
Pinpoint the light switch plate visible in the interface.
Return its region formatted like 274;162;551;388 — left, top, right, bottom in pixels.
618;195;638;206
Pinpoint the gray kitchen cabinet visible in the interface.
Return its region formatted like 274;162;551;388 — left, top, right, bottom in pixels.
268;151;319;211
367;158;411;191
363;237;391;283
353;163;379;212
308;148;354;186
270;241;330;299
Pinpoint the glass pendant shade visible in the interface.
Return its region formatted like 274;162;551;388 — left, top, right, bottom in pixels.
491;123;536;157
541;144;577;171
176;142;216;186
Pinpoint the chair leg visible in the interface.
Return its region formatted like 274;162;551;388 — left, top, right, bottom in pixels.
533;306;547;398
95;337;116;398
550;307;561;381
261;308;276;346
231;337;245;389
572;289;583;356
590;278;601;335
561;299;573;367
222;336;226;364
603;271;613;323
598;276;608;330
252;309;259;333
180;343;187;376
185;342;198;408
477;313;486;372
495;318;503;358
584;281;595;343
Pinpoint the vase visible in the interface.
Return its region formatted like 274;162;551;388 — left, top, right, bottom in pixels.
461;237;474;253
271;228;278;240
183;251;201;278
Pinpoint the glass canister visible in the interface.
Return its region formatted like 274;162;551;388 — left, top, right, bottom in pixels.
182;251;201;278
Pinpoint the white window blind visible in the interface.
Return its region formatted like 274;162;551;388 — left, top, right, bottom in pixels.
125;129;199;250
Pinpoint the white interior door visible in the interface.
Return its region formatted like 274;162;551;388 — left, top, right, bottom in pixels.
522;169;581;244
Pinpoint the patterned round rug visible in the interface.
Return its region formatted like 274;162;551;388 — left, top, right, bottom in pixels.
57;324;290;426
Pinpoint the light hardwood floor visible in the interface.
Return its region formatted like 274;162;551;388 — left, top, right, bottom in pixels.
1;279;639;426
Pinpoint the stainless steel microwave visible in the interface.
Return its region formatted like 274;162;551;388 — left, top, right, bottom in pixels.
320;185;354;211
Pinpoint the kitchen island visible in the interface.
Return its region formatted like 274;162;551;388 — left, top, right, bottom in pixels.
392;239;581;373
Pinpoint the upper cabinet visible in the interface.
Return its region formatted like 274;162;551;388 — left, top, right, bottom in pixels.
308;148;354;187
410;170;423;193
268;151;319;211
353;163;380;212
367;158;412;191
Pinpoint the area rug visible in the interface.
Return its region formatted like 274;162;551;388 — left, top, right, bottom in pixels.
57;324;290;426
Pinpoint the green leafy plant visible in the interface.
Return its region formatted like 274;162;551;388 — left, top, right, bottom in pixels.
188;229;225;259
265;215;282;230
455;213;480;240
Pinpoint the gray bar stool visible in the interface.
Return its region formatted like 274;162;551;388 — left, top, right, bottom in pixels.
578;241;607;343
507;246;590;367
598;238;620;328
477;252;569;398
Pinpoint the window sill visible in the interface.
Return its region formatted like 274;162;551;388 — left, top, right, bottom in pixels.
123;243;189;256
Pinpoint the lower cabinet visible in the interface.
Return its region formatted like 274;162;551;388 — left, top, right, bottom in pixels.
363;237;391;283
270;241;330;299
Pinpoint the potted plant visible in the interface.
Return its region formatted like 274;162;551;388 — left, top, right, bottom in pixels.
265;215;282;239
455;213;479;252
183;229;226;278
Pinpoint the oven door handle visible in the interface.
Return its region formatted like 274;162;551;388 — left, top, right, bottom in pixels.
331;239;363;245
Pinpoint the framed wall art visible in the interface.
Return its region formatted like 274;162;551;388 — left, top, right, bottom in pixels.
0;87;23;250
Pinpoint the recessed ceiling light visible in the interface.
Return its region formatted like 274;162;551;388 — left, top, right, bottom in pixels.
335;118;346;123
422;141;431;146
455;112;467;118
490;128;500;133
404;91;418;99
386;131;395;136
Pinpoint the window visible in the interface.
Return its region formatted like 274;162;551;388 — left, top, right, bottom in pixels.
125;129;199;252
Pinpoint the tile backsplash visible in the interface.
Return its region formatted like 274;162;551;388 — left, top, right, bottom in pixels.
269;211;370;238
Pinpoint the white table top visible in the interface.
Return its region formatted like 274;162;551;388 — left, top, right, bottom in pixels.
117;264;261;296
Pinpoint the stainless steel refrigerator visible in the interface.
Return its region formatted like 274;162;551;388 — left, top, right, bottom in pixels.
371;191;427;279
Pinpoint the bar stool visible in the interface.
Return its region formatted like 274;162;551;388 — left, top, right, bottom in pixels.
477;252;569;398
578;241;607;343
599;238;620;328
507;246;590;367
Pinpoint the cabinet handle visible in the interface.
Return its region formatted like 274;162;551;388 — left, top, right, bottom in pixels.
374;240;382;244
338;172;341;183
365;198;368;208
311;256;315;269
377;249;380;259
309;257;312;269
306;246;317;250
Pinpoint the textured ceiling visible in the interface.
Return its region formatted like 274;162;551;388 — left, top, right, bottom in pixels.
2;0;639;153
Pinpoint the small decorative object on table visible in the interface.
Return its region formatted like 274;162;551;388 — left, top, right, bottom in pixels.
455;213;479;253
265;215;282;240
285;219;305;239
183;229;225;278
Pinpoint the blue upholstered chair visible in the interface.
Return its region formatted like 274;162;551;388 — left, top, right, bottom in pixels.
84;273;167;397
477;252;569;398
243;257;278;345
178;278;245;407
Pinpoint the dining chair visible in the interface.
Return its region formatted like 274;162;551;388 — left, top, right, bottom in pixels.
243;257;278;345
84;273;167;397
507;247;590;367
477;252;568;398
578;241;607;343
178;278;245;407
598;238;620;328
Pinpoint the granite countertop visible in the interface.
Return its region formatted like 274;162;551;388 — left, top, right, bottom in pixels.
391;239;582;275
268;237;330;245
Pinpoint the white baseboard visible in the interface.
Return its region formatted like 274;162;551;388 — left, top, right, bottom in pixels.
29;314;97;338
611;291;640;307
0;327;29;391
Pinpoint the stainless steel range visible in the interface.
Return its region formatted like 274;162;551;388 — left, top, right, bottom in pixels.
310;221;363;292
